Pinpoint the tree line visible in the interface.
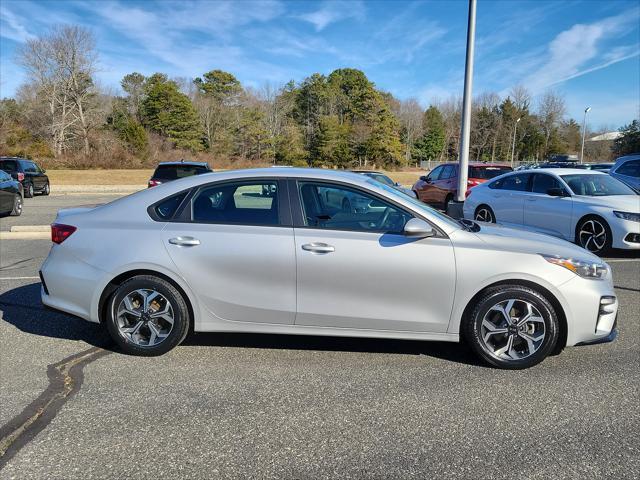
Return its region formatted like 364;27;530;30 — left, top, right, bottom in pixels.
1;26;638;170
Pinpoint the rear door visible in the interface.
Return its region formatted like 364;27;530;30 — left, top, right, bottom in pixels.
291;180;456;333
523;173;573;239
161;178;297;325
486;172;531;225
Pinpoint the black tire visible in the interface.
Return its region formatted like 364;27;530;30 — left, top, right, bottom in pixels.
24;183;34;198
575;215;612;255
462;285;560;369
412;190;419;199
10;194;23;216
42;182;50;196
474;205;496;223
444;194;453;210
106;275;190;356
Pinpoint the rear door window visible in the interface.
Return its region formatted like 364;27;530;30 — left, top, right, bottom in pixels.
0;160;18;172
616;160;640;177
192;181;280;226
490;173;531;191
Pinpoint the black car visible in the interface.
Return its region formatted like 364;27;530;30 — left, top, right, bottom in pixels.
0;169;23;216
148;161;212;188
0;157;50;198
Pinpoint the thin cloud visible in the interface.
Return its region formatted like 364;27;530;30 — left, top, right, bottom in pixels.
298;0;365;31
0;6;36;42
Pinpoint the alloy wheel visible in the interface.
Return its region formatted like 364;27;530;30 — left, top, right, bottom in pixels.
115;289;174;347
14;196;22;214
578;219;607;252
479;299;546;361
475;207;494;223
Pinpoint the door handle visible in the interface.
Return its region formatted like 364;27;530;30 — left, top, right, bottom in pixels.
169;236;200;247
301;243;335;254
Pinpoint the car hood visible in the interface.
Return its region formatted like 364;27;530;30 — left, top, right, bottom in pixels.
471;222;601;262
573;194;640;212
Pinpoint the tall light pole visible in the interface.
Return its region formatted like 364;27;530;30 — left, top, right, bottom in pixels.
454;0;477;209
510;117;521;168
580;106;591;163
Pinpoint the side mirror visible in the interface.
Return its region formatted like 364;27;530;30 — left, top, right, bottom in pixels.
419;176;427;181
547;187;567;197
403;218;435;238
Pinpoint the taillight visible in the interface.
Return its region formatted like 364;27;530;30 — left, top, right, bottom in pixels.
51;224;76;244
148;179;162;188
467;179;480;187
17;172;25;182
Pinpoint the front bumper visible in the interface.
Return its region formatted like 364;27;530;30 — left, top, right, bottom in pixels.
610;217;640;250
576;315;618;346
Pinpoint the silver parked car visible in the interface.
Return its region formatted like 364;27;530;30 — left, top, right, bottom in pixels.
41;169;618;369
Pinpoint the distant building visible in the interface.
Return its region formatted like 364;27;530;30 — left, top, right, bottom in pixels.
588;132;623;142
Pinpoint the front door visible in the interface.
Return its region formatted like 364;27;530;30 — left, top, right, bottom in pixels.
523;173;573;240
293;181;456;333
162;179;296;325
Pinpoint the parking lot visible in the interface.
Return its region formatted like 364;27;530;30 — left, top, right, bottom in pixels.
1;194;639;479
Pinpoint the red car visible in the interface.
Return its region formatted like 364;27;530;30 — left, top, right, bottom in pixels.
412;162;512;208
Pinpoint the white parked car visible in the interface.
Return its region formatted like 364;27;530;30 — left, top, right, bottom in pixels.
41;168;618;369
463;168;640;254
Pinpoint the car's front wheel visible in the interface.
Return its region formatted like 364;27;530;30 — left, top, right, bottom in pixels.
463;285;560;369
106;275;190;356
42;182;50;196
576;216;611;255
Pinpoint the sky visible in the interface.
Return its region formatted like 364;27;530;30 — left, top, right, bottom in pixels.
1;0;639;128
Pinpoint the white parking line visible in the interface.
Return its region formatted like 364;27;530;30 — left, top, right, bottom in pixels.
606;258;640;263
0;276;40;280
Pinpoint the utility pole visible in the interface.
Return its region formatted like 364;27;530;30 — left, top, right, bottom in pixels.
580;106;591;163
452;0;477;212
510;117;521;168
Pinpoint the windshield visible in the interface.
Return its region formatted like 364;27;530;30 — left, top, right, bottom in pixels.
153;164;208;180
561;174;636;196
366;179;461;229
366;173;395;186
469;166;512;179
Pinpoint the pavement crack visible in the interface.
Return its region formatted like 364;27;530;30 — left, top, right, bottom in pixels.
0;347;111;469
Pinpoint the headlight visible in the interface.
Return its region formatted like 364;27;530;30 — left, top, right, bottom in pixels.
613;211;640;222
541;254;608;279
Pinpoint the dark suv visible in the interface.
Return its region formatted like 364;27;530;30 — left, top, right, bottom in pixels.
0;157;50;198
148;161;212;188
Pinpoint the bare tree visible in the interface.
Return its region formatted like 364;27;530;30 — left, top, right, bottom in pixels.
396;98;423;163
509;85;531;111
537;90;566;156
17;25;99;156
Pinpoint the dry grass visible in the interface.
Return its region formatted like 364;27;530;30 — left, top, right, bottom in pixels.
46;168;425;186
47;169;154;185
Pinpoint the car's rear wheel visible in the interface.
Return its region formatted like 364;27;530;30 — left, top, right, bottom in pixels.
10;194;23;216
576;216;612;255
474;205;495;223
24;183;34;198
463;285;559;369
106;275;190;356
444;194;453;211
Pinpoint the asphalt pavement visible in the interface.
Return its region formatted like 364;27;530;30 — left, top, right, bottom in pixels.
0;196;639;479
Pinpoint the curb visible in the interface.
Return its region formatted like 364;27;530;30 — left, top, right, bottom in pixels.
0;231;50;240
10;225;50;233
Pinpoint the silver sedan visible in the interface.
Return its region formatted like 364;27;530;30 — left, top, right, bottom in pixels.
40;168;618;369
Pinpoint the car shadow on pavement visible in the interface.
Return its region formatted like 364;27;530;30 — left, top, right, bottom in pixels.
184;332;481;366
0;282;481;366
0;282;113;350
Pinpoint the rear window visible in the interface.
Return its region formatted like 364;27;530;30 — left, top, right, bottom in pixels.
0;160;18;172
469;166;512;179
154;192;188;220
153;164;209;180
